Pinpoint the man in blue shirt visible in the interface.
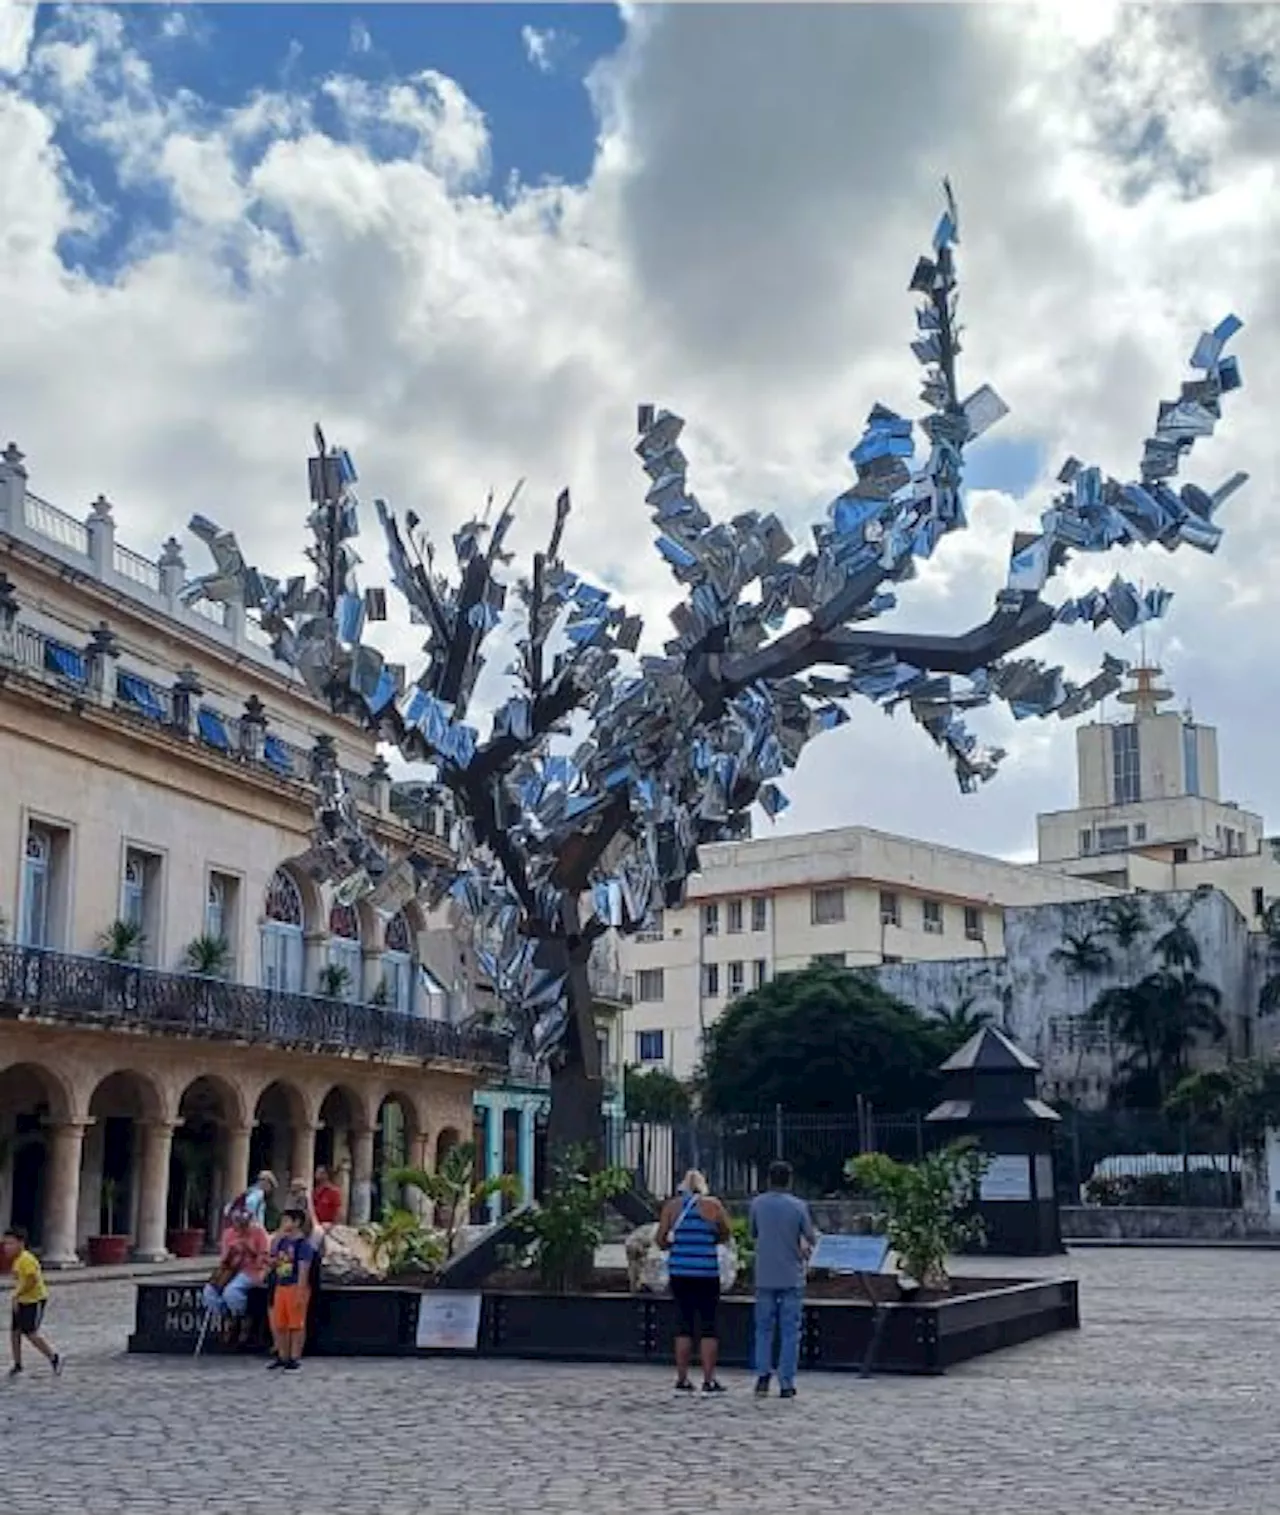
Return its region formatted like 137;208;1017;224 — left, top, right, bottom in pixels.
750;1160;816;1399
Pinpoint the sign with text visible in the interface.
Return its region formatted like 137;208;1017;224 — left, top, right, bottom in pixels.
416;1292;482;1351
980;1155;1033;1202
809;1233;891;1275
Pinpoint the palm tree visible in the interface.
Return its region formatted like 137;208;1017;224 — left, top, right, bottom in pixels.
1258;902;1280;1020
317;962;352;1000
1100;897;1148;981
1091;966;1224;1106
1153;916;1200;972
1051;929;1114;1081
931;995;990;1046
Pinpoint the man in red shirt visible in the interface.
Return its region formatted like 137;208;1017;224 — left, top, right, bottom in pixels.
311;1166;344;1227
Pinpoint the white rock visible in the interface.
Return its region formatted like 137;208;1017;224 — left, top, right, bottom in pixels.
320;1224;387;1284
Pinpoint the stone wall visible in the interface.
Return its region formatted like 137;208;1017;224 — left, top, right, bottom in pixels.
867;888;1257;1102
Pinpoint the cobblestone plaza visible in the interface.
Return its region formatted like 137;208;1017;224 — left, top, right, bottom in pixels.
1;1248;1273;1514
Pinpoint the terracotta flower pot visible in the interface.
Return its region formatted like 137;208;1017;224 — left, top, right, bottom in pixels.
166;1228;207;1259
87;1235;131;1267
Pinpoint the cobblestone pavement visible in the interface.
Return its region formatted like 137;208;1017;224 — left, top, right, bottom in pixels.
1;1249;1276;1514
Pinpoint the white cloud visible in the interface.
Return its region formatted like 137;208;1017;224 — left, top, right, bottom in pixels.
349;18;371;57
2;4;1280;862
521;24;556;75
0;0;36;77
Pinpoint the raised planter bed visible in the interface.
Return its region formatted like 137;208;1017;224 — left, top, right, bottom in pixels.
129;1273;1078;1375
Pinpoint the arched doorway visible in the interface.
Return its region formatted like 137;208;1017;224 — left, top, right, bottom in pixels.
252;1080;308;1206
372;1092;417;1216
84;1070;164;1254
383;911;414;1014
0;1063;71;1246
261;869;304;993
317;1085;363;1221
327;902;363;1001
170;1074;241;1248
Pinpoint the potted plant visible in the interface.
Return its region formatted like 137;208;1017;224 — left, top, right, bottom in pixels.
167;1140;212;1257
184;933;231;978
846;1139;992;1293
317;962;351;1000
87;1176;131;1266
99;918;145;962
391;1141;520;1258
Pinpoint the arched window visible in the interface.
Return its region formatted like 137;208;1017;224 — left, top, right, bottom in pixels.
260;869;304;993
327;901;363;1002
383;911;414;1015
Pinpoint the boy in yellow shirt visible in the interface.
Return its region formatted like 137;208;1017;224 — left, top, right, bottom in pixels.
5;1225;62;1378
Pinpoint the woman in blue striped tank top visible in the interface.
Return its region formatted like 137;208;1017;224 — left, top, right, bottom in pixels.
656;1169;731;1394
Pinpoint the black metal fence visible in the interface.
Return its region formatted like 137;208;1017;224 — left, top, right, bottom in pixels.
615;1106;1244;1209
0;942;510;1070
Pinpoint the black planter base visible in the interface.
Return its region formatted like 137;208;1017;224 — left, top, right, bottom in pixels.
129;1276;1078;1375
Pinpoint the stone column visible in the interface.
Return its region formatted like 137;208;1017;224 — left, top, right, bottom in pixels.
134;1120;177;1261
486;1102;505;1222
520;1105;537;1205
290;1123;317;1189
84;621;119;710
42;1120;90;1268
0;570;18;665
222;1124;253;1210
350;1126;376;1225
369;754;392;817
0;441;27;533
171;667;204;739
85;494;115;579
403;1131;432;1219
158;537;186;602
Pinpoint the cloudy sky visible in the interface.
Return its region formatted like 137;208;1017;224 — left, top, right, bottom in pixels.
2;1;1278;863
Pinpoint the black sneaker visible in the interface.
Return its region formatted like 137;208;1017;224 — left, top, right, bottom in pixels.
7;1364;21;1380
754;1375;771;1398
701;1380;726;1395
283;1359;302;1371
266;1357;287;1370
674;1379;695;1395
51;1354;62;1376
780;1385;797;1399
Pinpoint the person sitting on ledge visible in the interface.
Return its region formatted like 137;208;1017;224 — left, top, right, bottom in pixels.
202;1208;269;1343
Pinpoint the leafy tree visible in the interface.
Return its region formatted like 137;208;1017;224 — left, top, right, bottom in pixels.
1166;1059;1280;1151
846;1140;991;1290
623;1066;692;1123
700;963;952;1115
509;1146;631;1291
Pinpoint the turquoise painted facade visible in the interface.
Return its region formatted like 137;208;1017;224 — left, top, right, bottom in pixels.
472;1077;626;1220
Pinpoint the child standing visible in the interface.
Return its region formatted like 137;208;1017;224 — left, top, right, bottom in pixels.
5;1225;62;1379
266;1207;315;1372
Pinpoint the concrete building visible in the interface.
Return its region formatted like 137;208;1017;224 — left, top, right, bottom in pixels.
1037;666;1267;901
0;441;508;1263
619;824;1116;1080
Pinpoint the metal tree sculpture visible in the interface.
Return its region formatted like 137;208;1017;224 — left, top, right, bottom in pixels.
185;185;1246;1159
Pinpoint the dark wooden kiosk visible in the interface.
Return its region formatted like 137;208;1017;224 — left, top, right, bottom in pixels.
926;1025;1064;1256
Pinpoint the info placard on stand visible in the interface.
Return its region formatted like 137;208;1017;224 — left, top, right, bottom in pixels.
416;1292;482;1351
809;1234;891;1275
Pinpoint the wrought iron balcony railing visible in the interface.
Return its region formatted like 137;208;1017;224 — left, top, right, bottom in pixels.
0;943;510;1071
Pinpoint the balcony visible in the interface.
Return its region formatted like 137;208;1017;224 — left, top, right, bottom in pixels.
0;943;509;1072
506;1047;623;1100
588;965;634;1005
7;620;377;808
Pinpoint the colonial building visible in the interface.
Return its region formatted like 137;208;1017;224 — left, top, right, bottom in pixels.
0;440;507;1263
619;823;1116;1080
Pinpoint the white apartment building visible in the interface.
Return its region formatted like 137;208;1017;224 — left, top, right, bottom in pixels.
619;825;1117;1079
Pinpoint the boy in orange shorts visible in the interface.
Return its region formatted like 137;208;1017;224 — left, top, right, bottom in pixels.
266;1207;315;1371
